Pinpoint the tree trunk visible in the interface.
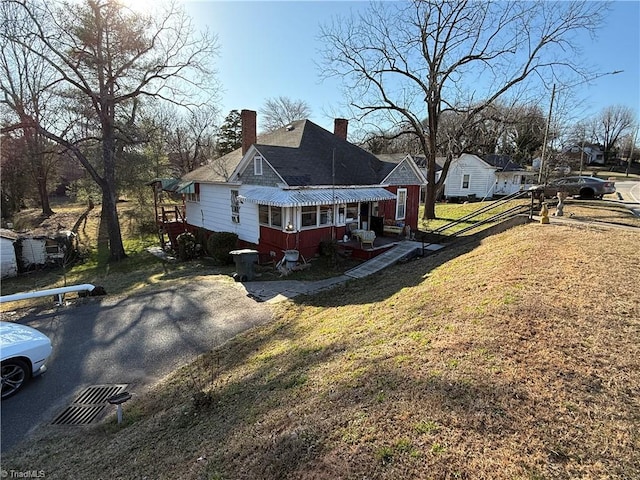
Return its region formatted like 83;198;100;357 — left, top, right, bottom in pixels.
101;126;127;261
36;170;54;217
100;187;126;261
423;94;440;221
423;156;437;220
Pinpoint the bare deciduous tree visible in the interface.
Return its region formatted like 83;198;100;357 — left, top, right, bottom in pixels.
0;1;58;216
1;0;219;261
259;96;311;133
588;105;636;162
319;0;608;219
163;105;219;176
0;133;31;215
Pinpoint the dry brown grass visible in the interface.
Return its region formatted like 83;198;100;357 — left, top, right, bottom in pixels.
558;200;640;227
3;221;639;479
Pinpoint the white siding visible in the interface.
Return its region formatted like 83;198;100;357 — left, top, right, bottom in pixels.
444;154;495;199
185;184;260;244
1;237;17;278
19;238;47;268
494;172;534;195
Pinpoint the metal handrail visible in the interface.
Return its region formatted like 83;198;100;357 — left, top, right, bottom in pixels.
428;191;530;237
451;204;529;237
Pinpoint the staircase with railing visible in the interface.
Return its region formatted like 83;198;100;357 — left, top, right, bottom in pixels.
157;205;187;250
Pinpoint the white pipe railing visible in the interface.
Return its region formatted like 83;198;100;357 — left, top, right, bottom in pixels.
0;284;96;305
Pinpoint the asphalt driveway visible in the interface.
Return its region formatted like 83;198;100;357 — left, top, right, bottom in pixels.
1;277;272;453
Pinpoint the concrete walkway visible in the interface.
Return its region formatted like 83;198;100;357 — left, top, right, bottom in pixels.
241;240;444;303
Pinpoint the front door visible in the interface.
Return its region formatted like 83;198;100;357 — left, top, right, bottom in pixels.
360;202;370;230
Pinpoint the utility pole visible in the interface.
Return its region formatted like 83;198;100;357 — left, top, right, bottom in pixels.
538;71;623;183
579;126;586;176
538;83;556;184
627;125;638;177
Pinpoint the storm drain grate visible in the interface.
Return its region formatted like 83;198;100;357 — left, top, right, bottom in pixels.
52;384;128;425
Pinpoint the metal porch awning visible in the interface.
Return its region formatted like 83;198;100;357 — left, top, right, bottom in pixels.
174;180;195;194
147;178;195;194
241;186;397;207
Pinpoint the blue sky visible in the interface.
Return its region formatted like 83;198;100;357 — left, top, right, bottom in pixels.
184;1;640;133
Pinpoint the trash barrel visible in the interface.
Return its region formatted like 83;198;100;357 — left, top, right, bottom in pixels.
283;249;299;269
229;249;259;282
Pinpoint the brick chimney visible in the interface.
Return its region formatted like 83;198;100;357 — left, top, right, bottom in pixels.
241;109;257;155
334;118;348;141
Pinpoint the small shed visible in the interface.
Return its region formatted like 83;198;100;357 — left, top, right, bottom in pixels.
17;231;76;270
0;229;18;278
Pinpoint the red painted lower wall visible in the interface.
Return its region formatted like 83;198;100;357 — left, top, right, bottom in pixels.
181;185;421;262
255;225;345;260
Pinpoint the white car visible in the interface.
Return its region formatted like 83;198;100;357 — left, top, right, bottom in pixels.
1;321;52;399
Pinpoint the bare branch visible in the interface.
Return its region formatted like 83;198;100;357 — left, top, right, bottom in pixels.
318;0;608;218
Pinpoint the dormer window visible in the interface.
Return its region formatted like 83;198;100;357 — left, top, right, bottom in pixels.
254;155;263;175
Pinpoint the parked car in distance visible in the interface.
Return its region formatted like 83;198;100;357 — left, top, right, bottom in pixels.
1;321;52;399
532;176;616;199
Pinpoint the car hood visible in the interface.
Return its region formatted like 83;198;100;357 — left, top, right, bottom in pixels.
0;322;51;359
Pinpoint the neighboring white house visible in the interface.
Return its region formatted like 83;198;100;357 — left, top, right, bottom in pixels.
561;145;605;166
443;154;496;199
485;155;537;196
443;153;534;199
0;229;18;279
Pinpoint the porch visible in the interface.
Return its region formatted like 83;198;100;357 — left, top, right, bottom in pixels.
334;233;405;261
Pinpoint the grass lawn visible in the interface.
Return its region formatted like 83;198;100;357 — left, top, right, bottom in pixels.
2;218;639;479
418;199;531;234
1;204;237;315
558;200;640;228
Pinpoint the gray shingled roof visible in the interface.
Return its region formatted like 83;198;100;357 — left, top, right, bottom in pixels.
255;120;387;186
183;119;392;186
376;153;442;174
0;228;18;241
181;148;246;183
483;154;524;172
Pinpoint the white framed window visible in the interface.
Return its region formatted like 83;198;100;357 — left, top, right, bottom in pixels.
258;204;283;227
319;205;333;225
258;205;269;225
301;205;317;228
396;188;407;220
337;204;346;224
185;183;200;202
231;190;241;223
462;174;470;189
270;206;282;227
254;155;263;176
345;203;358;221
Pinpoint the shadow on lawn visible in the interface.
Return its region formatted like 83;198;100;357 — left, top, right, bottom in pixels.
295;234;484;309
169;318;531;480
